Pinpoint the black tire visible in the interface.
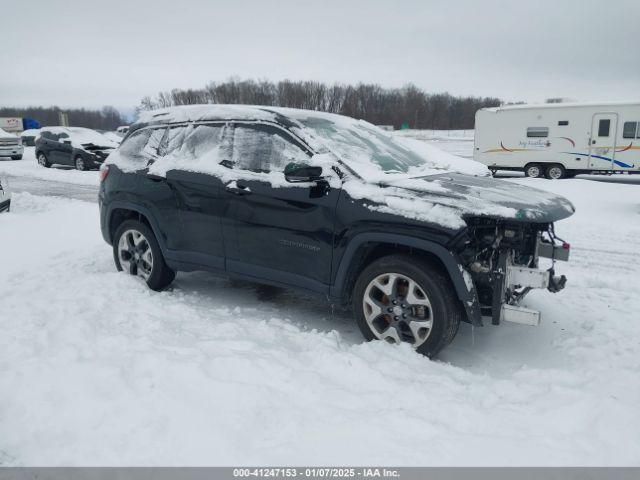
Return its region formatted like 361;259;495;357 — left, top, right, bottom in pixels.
37;152;51;168
524;163;543;178
113;219;176;291
545;164;566;179
352;254;462;358
74;155;86;171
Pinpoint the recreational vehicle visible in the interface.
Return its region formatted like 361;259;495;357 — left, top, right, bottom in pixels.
474;102;640;179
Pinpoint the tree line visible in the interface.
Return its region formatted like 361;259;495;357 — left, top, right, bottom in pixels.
139;79;501;130
0;106;127;131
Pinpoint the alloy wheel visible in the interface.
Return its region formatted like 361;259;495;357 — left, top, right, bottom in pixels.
75;157;85;171
362;272;433;347
548;166;563;179
526;165;541;178
117;229;154;280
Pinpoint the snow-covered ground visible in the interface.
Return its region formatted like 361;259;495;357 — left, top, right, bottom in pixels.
1;167;639;465
394;129;475;159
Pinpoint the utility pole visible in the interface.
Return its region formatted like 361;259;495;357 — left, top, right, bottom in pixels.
58;111;69;126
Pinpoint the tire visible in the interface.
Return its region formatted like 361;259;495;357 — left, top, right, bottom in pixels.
75;155;86;171
352;254;462;358
37;152;51;168
545;164;566;180
113;219;176;291
524;163;543;178
11;155;22;160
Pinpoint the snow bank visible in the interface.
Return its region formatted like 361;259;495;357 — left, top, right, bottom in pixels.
0;183;639;465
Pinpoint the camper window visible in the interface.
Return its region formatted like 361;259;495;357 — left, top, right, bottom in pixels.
598;119;610;137
526;127;548;138
623;122;638;139
558;121;569;126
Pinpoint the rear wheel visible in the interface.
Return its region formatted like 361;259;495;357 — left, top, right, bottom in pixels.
545;164;566;179
524;163;542;178
37;152;51;168
353;255;462;358
113;219;176;291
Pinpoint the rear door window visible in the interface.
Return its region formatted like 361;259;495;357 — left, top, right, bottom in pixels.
230;124;310;173
119;129;153;160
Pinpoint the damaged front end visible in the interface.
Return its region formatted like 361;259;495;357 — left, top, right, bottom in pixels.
453;218;570;327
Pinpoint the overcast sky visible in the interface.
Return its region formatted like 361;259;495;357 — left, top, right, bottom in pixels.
2;0;639;116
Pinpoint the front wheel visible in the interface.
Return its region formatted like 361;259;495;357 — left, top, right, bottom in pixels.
353;255;462;357
113;219;176;291
75;156;86;171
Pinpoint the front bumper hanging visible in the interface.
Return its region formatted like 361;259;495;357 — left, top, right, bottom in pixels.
493;237;570;326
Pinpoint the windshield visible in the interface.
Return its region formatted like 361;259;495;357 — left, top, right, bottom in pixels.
297;116;430;175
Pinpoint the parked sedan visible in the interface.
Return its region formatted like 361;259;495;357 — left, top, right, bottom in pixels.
35;127;118;170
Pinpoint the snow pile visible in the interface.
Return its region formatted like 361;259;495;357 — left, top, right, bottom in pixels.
0;180;639;466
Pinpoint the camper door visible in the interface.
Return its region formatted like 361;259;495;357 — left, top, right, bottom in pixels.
589;113;618;169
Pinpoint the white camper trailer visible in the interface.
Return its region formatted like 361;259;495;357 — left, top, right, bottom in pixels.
474;102;640;179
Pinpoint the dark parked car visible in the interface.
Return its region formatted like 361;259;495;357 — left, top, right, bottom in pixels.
99;105;574;357
35;127;118;170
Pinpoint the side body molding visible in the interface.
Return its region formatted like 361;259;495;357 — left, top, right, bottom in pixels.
330;233;483;326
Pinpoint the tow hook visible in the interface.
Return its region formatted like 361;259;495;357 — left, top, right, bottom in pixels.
547;268;567;293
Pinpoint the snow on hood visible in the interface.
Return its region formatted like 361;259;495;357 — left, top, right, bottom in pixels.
344;173;575;230
0;128;18;139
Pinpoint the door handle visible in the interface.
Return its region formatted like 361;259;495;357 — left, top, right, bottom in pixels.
146;173;165;182
225;180;252;195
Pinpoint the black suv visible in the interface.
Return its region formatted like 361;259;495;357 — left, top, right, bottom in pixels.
99;105;574;357
36;127;117;170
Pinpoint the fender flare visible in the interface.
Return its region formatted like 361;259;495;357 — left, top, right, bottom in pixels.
103;200;168;253
330;232;483;326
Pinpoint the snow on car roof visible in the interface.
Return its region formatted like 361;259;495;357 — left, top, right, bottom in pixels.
41;126;119;148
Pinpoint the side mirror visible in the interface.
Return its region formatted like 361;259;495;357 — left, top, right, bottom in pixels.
284;163;324;183
63;139;72;145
